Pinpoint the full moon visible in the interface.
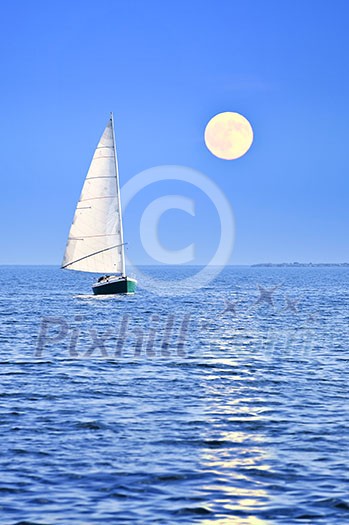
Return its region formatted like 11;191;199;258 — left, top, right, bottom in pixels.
204;112;253;160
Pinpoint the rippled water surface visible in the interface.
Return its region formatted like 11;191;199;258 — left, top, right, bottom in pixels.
0;266;348;524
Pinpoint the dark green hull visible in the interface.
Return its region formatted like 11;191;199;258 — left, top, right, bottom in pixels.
92;277;137;295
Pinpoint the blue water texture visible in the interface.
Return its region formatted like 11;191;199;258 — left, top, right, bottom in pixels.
0;265;348;524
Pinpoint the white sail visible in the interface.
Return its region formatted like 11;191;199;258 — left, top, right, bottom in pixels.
62;114;125;275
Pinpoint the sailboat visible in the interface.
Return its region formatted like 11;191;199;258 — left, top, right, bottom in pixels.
62;113;137;295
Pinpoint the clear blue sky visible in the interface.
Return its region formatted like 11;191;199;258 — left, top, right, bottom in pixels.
1;0;348;265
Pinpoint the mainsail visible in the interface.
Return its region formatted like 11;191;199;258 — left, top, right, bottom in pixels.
62;114;125;275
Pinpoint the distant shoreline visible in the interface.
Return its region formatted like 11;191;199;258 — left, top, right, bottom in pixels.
251;263;349;267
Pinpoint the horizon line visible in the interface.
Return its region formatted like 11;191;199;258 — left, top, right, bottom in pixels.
0;262;348;267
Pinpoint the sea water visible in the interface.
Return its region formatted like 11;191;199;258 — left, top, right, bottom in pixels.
0;265;348;524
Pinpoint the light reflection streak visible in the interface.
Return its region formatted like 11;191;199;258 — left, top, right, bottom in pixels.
199;364;275;523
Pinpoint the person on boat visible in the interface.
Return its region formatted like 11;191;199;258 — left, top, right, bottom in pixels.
97;275;110;283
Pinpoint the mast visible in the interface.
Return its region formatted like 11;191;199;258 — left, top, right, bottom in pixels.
111;112;126;277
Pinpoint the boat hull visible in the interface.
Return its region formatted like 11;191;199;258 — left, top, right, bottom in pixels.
92;277;137;295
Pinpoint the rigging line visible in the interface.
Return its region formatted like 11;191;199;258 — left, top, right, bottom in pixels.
80;196;115;201
61;243;127;269
69;234;119;239
86;176;115;180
